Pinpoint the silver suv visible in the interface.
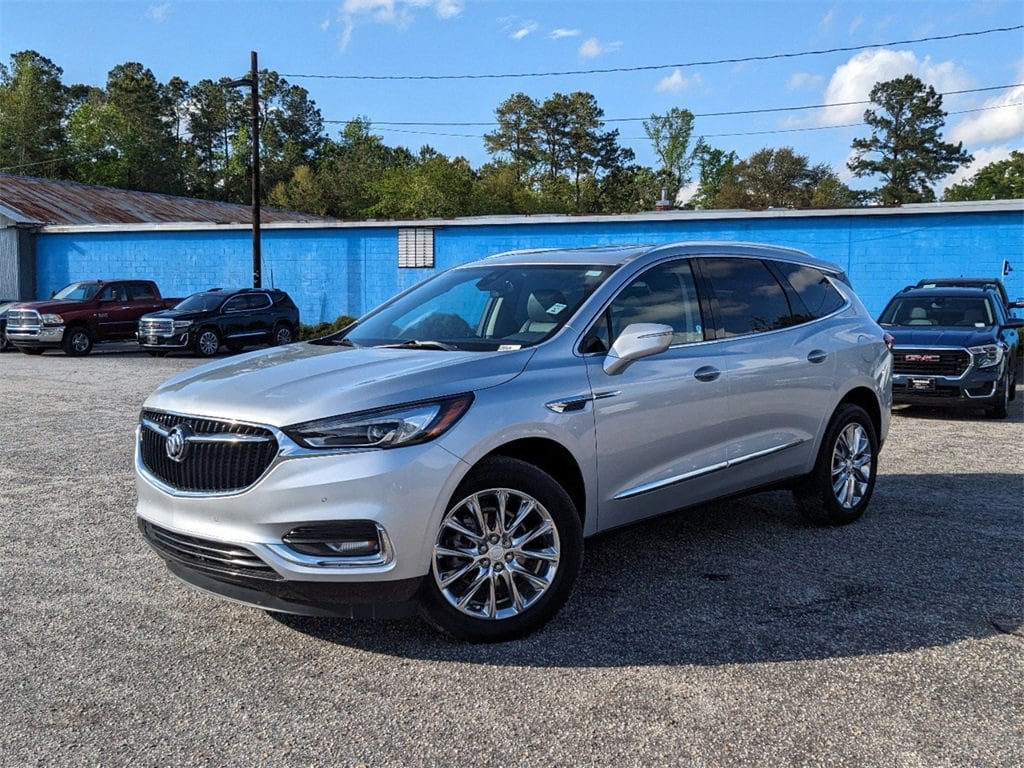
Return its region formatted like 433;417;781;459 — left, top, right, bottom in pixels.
135;242;892;642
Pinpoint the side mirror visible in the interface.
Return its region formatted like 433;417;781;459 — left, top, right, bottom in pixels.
603;323;674;375
1002;317;1024;329
1011;299;1024;309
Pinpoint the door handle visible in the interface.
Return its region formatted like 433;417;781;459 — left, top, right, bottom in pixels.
693;365;721;382
807;349;828;364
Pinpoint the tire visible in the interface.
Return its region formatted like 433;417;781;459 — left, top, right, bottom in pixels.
795;403;879;526
18;346;44;355
62;326;93;356
419;456;583;642
272;322;294;346
194;328;220;357
985;373;1010;419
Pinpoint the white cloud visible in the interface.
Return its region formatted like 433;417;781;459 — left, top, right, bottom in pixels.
940;145;1017;193
550;28;580;39
849;15;863;35
818;49;971;126
147;3;170;22
579;37;621;59
820;7;835;27
656;69;701;94
511;23;538;41
948;82;1024;146
338;0;463;49
788;72;824;90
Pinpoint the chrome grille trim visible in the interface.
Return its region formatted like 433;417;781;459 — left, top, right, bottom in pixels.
139;519;282;581
139;317;175;335
7;308;42;333
892;347;971;377
139;409;280;493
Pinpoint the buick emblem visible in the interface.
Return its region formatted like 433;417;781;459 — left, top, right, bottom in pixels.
165;424;193;463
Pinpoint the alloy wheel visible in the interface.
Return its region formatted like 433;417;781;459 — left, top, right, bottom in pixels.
432;488;560;621
830;422;872;509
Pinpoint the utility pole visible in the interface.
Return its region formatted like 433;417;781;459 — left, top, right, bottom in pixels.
226;51;262;288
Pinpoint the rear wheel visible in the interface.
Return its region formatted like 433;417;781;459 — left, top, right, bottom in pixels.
420;456;583;642
272;322;294;346
62;327;93;356
194;328;220;357
795;403;878;526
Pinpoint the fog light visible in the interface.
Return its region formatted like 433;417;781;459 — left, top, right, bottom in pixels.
282;521;382;558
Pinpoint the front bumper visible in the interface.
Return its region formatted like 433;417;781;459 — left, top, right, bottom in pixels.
8;325;64;347
135;429;468;614
892;370;1003;407
138;330;192;349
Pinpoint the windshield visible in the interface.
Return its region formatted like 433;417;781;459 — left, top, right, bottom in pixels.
879;296;995;328
326;263;615;351
174;293;227;312
53;282;100;301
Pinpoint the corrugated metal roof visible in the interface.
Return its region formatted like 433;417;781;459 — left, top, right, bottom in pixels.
0;173;331;226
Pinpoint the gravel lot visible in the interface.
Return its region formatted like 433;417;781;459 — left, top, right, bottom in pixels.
1;344;1021;767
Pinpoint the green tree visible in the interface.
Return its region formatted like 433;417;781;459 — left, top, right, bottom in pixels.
187;78;245;200
689;139;737;209
848;74;972;205
484;92;539;185
369;149;477;219
256;71;324;196
715;147;839;209
943;151;1024;201
643;107;696;204
0;51;69;177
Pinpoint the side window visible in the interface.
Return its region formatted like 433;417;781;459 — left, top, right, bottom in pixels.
99;284;126;302
246;293;272;311
700;257;794;337
774;262;845;320
129;283;156;301
222;295;247;313
595;260;704;349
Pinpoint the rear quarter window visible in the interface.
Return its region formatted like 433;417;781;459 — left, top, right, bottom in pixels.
774;262;846;319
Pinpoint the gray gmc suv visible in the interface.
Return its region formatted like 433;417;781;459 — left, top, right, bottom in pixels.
135;242;892;642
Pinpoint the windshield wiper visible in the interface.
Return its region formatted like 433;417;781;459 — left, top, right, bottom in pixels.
376;339;458;351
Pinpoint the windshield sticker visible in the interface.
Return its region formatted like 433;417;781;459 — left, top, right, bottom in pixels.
585;270;604;277
497;344;522;351
547;303;567;315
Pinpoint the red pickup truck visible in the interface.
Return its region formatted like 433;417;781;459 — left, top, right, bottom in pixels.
7;279;180;356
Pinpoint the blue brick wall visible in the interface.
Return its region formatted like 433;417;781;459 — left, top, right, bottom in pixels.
34;206;1023;324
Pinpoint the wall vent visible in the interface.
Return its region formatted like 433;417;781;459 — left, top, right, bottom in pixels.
398;228;435;268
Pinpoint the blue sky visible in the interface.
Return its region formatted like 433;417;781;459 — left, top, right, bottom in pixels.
2;0;1022;194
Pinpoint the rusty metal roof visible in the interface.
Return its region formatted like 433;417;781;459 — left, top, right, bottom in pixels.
0;174;331;226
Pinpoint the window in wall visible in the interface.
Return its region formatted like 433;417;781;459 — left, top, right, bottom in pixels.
398;228;435;268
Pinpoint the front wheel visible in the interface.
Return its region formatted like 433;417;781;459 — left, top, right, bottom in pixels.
985;373;1010;419
420;457;583;642
62;327;93;356
795;403;878;526
194;328;220;357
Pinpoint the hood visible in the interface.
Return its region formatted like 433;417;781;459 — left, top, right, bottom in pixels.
886;326;996;348
143;307;211;321
143;341;535;427
12;299;90;314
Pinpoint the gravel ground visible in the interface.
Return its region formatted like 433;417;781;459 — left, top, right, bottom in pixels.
1;344;1021;767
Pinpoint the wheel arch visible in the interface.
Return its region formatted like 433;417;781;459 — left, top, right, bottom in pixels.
479;437;587;526
837;386;883;438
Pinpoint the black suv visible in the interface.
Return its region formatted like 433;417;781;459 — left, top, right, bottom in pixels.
138;288;300;357
878;285;1022;418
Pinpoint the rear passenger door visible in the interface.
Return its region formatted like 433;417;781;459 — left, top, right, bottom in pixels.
695;257;842;485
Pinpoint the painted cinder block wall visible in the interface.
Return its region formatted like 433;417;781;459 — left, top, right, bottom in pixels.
34;202;1024;325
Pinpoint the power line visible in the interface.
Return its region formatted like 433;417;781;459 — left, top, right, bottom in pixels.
322;83;1023;128
282;25;1023;81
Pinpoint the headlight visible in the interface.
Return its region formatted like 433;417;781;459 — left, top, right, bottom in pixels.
968;343;1004;368
40;314;63;324
285;394;473;450
173;320;193;330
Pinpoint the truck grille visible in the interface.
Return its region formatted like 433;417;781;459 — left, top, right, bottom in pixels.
7;308;41;334
893;348;970;377
138;519;281;580
139;410;279;493
139;317;174;336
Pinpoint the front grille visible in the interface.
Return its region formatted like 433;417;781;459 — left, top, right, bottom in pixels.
139;519;281;580
893;348;970;376
139;317;174;335
139;410;279;493
7;308;41;333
